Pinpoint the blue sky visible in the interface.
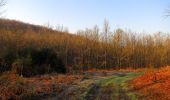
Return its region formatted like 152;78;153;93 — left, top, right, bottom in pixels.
5;0;170;33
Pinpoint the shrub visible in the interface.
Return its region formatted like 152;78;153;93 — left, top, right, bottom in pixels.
30;48;66;75
12;59;24;75
0;46;66;77
1;51;17;72
12;48;66;77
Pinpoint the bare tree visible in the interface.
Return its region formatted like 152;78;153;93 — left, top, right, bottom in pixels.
165;7;170;16
56;25;69;33
0;0;5;6
167;10;170;16
0;0;6;16
102;19;110;69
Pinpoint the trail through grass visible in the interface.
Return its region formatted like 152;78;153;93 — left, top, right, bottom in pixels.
45;71;143;100
83;72;143;100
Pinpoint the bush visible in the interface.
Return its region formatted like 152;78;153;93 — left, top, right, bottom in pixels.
30;48;66;74
0;52;17;72
12;48;66;77
0;47;66;77
12;59;24;75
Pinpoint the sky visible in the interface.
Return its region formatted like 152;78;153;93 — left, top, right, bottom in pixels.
4;0;170;33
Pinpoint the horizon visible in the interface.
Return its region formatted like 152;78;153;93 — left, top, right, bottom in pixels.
3;0;170;33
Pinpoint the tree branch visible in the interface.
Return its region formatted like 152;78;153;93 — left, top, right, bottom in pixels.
0;0;6;7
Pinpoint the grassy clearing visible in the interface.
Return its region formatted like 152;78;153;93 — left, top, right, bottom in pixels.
83;72;143;100
112;72;143;100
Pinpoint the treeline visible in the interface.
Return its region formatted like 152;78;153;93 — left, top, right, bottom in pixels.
0;19;170;76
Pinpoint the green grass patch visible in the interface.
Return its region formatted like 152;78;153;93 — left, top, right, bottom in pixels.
80;72;144;100
111;72;143;100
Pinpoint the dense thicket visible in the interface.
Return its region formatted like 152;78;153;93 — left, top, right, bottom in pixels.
0;19;170;76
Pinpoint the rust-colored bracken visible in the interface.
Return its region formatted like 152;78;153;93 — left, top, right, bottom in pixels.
130;66;170;100
0;73;81;99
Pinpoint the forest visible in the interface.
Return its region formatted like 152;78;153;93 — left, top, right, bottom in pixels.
0;19;170;76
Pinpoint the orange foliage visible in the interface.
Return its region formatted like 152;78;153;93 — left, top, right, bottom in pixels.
130;66;170;100
0;73;81;99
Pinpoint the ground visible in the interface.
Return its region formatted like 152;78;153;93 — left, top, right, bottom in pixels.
41;71;142;100
0;67;170;100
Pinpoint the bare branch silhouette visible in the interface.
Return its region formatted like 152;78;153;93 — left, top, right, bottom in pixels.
0;0;6;7
165;8;170;16
0;0;6;16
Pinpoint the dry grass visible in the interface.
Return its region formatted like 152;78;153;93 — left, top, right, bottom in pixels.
1;67;169;100
130;66;170;100
0;72;82;99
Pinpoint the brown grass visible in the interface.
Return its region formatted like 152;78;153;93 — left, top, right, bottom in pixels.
0;72;82;99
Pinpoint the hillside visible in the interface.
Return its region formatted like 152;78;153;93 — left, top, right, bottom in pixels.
0;19;60;34
1;19;170;76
